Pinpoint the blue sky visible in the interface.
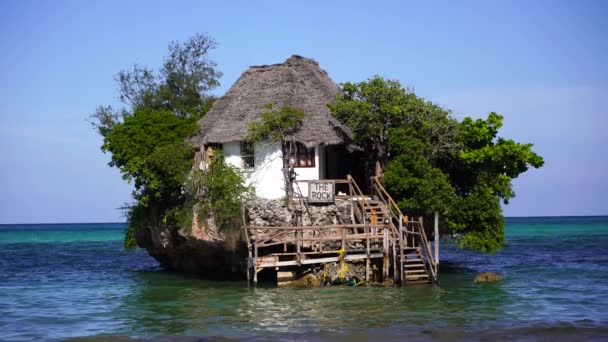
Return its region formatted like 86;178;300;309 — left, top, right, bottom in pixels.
0;0;606;223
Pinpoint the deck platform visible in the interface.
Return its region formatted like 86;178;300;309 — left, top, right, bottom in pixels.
243;176;438;286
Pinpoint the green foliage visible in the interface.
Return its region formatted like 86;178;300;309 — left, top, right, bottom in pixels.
246;104;306;205
246;104;305;143
383;152;455;216
101;107;198;205
91;34;221;247
331;76;544;254
113;33;221;117
190;153;253;233
443;112;544;252
446;185;505;253
328;76;414;170
124;225;137;249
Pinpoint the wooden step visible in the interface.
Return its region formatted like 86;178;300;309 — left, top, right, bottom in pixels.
404;269;426;274
402;258;423;262
406;274;429;280
405;280;431;284
403;264;426;268
406;278;430;283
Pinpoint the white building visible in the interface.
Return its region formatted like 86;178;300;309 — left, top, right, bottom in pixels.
189;55;356;199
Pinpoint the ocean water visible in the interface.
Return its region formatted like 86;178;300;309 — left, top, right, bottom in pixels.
0;217;607;341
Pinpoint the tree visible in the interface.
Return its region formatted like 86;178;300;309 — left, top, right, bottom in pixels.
92;33;221;137
246;105;305;209
90;34;221;247
330;76;544;253
444;113;544;252
328;76;412;177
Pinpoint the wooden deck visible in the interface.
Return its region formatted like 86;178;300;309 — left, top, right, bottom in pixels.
243;175;438;286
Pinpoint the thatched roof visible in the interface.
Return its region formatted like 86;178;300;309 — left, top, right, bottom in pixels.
189;55;351;148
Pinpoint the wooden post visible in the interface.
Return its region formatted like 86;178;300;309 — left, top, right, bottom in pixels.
399;214;404;285
434;211;439;267
247;246;252;286
253;229;258;285
392;234;397;282
365;223;370;281
244;225;252;286
349;180;355;224
419;216;423;248
296;229;301;265
404;216;409;248
383;228;389;282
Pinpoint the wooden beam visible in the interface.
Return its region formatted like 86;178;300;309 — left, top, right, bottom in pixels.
434;211;439;267
245;223;384;230
253;229;258;285
399;214;404;285
256;253;385;268
383;228;389;282
366;223;370;281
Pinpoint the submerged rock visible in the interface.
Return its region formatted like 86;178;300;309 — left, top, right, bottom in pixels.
474;272;502;283
280;273;322;286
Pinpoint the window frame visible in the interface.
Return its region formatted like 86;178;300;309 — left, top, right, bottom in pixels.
284;142;315;168
240;141;255;170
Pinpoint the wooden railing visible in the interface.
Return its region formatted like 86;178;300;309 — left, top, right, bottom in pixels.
346;175;377;225
245;223;392;283
371;176;437;283
243;175;437;285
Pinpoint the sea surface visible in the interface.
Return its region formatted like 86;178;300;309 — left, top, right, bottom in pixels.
0;217;607;341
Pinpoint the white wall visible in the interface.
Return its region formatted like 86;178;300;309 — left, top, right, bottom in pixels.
221;141;324;199
248;141;285;199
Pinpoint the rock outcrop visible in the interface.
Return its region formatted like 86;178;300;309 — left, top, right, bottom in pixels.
474;272;502;283
135;199;355;280
134;203;246;279
245;198;354;226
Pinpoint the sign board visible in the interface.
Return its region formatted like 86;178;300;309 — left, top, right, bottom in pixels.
308;181;334;203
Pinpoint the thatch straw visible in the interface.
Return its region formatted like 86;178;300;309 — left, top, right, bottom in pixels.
189;55;351;148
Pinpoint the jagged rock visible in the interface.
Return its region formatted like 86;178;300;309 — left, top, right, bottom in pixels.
134;198;358;280
245;198;292;226
474;272;502;283
245;198;353;226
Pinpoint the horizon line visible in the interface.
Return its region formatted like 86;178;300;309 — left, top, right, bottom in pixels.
1;214;608;225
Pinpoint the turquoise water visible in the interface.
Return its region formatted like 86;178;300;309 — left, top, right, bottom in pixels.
0;217;607;341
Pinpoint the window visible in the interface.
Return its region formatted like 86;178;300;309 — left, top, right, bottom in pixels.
284;143;315;168
241;142;255;169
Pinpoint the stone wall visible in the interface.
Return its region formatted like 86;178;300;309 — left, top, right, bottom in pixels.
245;198;354;226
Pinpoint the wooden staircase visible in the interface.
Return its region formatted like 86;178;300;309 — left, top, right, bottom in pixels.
364;200;388;225
245;176;437;286
348;175;437;285
401;247;431;284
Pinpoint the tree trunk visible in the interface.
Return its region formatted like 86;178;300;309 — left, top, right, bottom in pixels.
282;141;294;210
374;141;385;179
375;159;383;178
